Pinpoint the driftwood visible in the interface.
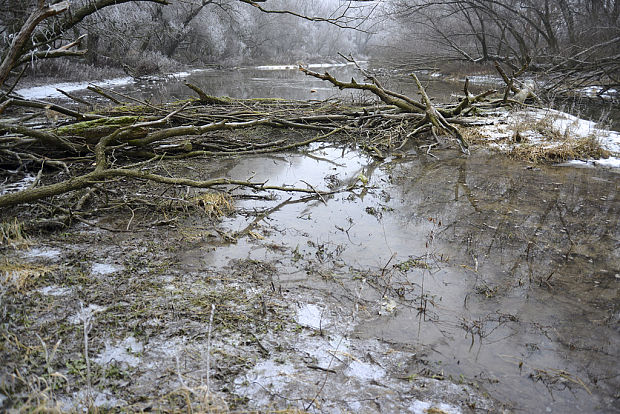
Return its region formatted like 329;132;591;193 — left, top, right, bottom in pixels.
0;62;534;214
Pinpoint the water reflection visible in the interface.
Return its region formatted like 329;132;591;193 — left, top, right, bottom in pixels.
200;147;618;413
371;153;619;413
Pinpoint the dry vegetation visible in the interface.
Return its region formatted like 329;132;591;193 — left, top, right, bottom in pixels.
0;218;31;249
507;135;609;163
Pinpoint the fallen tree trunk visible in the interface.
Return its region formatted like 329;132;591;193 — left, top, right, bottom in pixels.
0;63;520;212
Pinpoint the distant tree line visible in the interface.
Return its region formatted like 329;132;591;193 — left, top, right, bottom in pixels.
382;0;619;93
0;0;376;86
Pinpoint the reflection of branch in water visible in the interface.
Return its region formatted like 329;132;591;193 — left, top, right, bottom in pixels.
461;311;519;353
235;196;303;237
300;150;346;167
334;216;360;246
454;162;480;213
530;367;592;397
235;181;357;237
508;194;556;283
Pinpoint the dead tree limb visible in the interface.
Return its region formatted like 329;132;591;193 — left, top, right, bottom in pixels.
8;98;101;120
87;85;123;105
0;121;82;153
494;61;540;104
411;74;469;153
184;82;232;105
299;66;424;113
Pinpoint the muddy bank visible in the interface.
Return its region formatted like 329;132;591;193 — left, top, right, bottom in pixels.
1;144;618;412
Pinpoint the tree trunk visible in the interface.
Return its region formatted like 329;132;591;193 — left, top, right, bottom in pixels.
0;1;69;88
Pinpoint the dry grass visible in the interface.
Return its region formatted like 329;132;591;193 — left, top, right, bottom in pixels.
1;261;53;292
509;114;567;142
508;135;610;163
27;58;125;83
464;110;613;163
458;126;498;145
192;192;234;218
0;218;30;249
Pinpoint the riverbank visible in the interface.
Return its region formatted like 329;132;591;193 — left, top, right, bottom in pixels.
1;64;618;413
2;142;618;412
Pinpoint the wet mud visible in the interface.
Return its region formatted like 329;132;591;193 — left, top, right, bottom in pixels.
1;144;618;412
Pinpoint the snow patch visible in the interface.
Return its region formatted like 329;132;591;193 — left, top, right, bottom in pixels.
463;75;503;85
15;77;133;100
39;285;72;296
304;334;349;366
95;336;143;368
476;108;620;167
69;303;106;324
62;389;126;411
26;247;61;260
579;86;618;99
344;360;386;381
91;263;123;275
296;303;327;330
234;360;297;407
410;400;462;414
559;157;620;169
14;69;208;100
255;62;358;71
0;174;35;195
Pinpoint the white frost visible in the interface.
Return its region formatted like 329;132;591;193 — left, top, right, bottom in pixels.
91;263;123;275
95;336;143;368
296;303;327;330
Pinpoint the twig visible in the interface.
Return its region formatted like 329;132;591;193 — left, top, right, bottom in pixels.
56;88;92;108
206;303;215;392
300;180;327;204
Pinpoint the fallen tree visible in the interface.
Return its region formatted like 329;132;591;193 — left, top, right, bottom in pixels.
0;60;538;225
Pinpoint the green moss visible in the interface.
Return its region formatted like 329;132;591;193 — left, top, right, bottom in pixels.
56;116;144;136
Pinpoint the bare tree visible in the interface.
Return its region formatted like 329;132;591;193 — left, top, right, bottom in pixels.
386;0;619;93
0;0;170;94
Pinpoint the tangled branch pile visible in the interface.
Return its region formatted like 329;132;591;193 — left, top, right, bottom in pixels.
0;62;535;214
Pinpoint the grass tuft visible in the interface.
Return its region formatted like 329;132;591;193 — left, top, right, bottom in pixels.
0;218;31;249
0;261;54;292
192;192;234;218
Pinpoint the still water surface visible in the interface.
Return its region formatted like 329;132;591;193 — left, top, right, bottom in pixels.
176;144;619;413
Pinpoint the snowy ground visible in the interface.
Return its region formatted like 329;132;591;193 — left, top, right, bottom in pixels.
471;107;620;168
